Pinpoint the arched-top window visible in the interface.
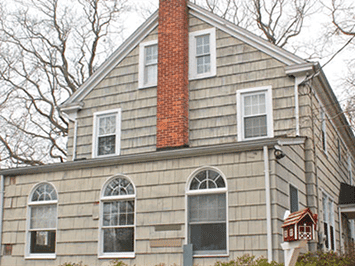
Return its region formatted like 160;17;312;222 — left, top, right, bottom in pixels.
26;183;58;259
99;176;136;258
186;167;228;256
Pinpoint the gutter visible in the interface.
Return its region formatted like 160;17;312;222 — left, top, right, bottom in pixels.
263;146;273;262
0;175;4;257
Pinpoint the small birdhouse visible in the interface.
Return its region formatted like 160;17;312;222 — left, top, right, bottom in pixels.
282;208;318;242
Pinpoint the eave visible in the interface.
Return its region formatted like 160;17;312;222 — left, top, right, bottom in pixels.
0;137;305;176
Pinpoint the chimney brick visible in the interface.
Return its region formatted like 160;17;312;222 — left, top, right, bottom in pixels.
157;0;189;150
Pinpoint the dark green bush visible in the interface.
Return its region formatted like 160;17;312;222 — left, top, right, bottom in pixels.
297;251;355;266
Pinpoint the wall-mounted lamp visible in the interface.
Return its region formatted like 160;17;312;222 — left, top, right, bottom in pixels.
274;145;286;159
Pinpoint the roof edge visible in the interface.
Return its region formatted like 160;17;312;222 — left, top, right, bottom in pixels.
0;137;304;176
61;10;159;106
187;2;306;66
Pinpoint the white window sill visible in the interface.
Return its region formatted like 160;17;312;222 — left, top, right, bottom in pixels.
193;253;229;258
25;254;56;260
189;72;216;81
93;152;120;159
239;135;272;142
99;253;135;259
138;83;157;89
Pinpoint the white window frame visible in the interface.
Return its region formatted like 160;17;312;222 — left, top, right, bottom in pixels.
236;86;274;141
289;183;299;214
322;191;336;251
185;166;229;257
98;175;136;259
138;40;158;89
189;28;217;80
321;110;327;153
92;108;121;158
25;182;58;260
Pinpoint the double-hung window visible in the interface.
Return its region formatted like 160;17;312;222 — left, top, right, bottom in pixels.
322;192;335;251
189;28;216;79
92;109;121;158
26;183;58;259
237;86;273;141
186;167;228;256
139;40;158;88
99;176;135;258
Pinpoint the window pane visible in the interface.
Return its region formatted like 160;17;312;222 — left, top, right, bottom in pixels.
190;223;226;252
103;228;134;253
98;135;116;156
145;45;157;64
31;183;57;202
104;178;135;197
189;170;225;190
244;115;267;138
30;230;56;254
189;194;226;223
197;55;211;74
99;115;116;136
144;64;157;85
196;35;210;56
31;205;57;229
244;93;266;116
103;201;134;226
290;185;298;213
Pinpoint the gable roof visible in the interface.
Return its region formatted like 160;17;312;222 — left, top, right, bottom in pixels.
60;2;306;111
282;208;318;228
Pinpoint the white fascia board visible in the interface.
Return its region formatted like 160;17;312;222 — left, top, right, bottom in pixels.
62;11;159;106
187;2;305;66
285;63;315;77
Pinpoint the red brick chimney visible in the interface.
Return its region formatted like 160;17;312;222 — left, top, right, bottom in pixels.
156;0;189;150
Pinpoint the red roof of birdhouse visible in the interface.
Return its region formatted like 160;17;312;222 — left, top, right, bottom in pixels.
282;208;317;228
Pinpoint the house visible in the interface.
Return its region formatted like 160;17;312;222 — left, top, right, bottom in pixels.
0;0;355;265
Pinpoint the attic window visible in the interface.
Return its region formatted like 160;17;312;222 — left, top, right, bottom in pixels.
189;28;216;80
92;109;121;158
139;40;158;88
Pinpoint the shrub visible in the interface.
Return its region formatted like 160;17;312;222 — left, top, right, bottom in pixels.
214;254;284;266
297;251;355;266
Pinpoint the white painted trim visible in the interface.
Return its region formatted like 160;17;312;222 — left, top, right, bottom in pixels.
338;207;344;254
189;28;217;80
185;166;229;257
25;182;58;259
321;190;336;252
294;76;307;136
138;39;158;89
98;174;136;259
263;146;273;262
321;109;327;154
237;86;274;141
92;108;122;158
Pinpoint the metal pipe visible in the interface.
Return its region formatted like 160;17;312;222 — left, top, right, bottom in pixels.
264;146;273;262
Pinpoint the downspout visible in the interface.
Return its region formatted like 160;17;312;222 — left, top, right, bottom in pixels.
294;76;307;136
295;77;300;136
0;175;4;257
264;146;273;262
65;116;78;161
72;119;78;161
